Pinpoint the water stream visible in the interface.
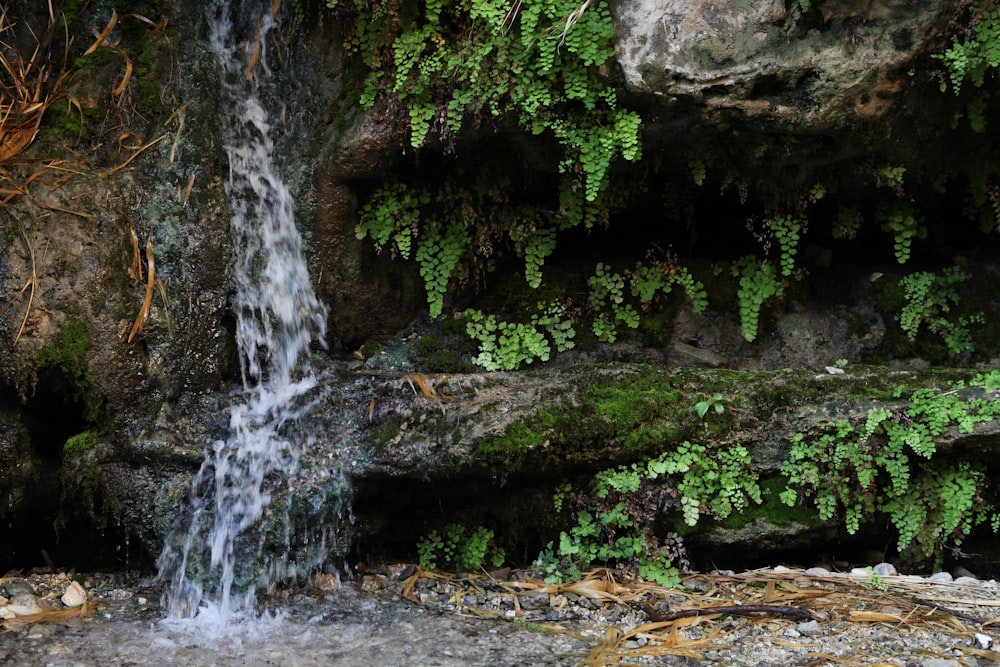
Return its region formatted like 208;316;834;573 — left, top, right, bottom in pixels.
155;0;331;621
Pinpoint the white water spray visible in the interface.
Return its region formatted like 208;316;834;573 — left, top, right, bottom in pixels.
157;0;329;620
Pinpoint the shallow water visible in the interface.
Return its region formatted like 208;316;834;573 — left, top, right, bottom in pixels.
0;581;588;667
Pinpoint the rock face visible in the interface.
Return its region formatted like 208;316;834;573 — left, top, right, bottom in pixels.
612;0;950;127
0;0;997;580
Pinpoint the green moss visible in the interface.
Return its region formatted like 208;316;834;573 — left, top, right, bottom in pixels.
408;321;478;372
471;365;985;473
718;476;817;530
64;430;99;455
37;319;90;380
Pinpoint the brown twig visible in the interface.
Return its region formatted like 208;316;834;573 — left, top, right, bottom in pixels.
909;596;984;625
98;133;168;177
642;603;816;623
0;220;38;344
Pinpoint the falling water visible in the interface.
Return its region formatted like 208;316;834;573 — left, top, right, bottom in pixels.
156;0;330;621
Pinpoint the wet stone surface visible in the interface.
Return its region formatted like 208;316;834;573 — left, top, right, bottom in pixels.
3;565;1000;666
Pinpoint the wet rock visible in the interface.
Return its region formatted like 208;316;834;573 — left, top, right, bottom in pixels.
61;581;87;607
0;579;36;597
7;592;44;615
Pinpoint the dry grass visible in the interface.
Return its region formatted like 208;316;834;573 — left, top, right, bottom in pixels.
387;565;1000;665
1;7;176;345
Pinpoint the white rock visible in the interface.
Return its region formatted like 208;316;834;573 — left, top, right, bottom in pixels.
796;620;821;636
974;633;993;649
927;571;953;582
0;607;15;620
61;581;87;608
872;563;897;577
824;366;846;375
804;567;830;576
850;567;871;576
6;603;43;616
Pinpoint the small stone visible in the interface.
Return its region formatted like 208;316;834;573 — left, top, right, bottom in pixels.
973;633;993;649
361;575;383;592
872;562;897;577
920;660;962;667
772;565;792;573
671;342;726;368
0;608;14;620
850;567;871;576
108;588;133;601
955;576;980;585
783;628;801;638
796;620;821;636
804;567;830;576
0;580;35;597
7;592;43;616
928;572;954;582
61;581;87;608
824;366;846;375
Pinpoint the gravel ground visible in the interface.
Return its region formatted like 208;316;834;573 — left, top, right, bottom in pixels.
2;565;1000;666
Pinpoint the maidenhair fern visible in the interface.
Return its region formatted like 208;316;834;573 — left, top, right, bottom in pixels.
465;301;575;371
937;5;1000;93
780;380;1000;565
733;258;783;342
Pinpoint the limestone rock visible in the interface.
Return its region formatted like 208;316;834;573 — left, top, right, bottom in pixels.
612;0;950;129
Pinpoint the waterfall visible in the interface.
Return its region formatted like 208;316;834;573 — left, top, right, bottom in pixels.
156;0;331;621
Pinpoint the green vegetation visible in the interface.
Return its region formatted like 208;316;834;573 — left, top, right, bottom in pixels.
937;4;1000;93
589;259;708;345
898;267;983;357
465;301;575;371
733;258;783;343
36;319;93;409
347;0;641;320
879;204;925;265
337;0;1000;358
780;374;1000;566
417;523;505;572
694;393;725;419
533;441;760;584
63;430;99;455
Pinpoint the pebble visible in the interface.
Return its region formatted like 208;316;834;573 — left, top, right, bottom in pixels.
62;581;87;607
7;592;44;615
1;580;36;597
796;620;821;636
872;562;897;577
927;571;953;582
804;567;830;576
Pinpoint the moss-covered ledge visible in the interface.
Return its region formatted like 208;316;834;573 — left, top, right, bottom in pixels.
359;364;998;479
355;363;999;570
